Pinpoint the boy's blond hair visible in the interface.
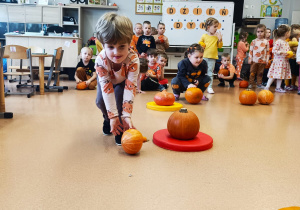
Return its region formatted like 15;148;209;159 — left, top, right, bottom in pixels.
81;47;93;55
221;53;230;59
158;53;168;60
95;12;133;45
135;23;142;28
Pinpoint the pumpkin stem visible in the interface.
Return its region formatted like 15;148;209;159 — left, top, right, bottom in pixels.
179;108;188;113
143;136;148;142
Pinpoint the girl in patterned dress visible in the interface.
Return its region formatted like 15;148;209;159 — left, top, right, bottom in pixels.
95;13;139;145
265;24;291;93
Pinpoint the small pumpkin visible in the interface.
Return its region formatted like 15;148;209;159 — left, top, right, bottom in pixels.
257;90;274;105
158;35;164;43
187;21;196;29
154;90;175;106
174;21;183;29
199;41;206;48
193;7;202;15
219;8;229;16
185;87;203;104
239;89;257;105
239;81;249;88
206;7;215;15
180;6;189;15
286;51;294;58
121;129;147;155
218;68;229;76
167;108;200;140
167;6;176;15
76;82;87;90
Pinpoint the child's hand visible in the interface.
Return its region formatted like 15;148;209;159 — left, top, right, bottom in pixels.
140;52;146;58
193;80;199;86
155;39;162;44
122;117;135;131
216;31;223;42
137;89;146;94
218;74;224;78
76;79;82;84
85;80;91;86
297;61;300;65
110;117;123;136
187;84;197;89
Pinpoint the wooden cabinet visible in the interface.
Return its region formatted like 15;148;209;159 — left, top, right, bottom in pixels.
7;5;25;23
42;7;61;24
25;6;42;23
165;53;183;70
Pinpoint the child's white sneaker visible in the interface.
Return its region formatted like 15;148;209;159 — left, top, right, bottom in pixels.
207;88;214;94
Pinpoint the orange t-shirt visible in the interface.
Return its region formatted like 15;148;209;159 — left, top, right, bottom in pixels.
130;35;139;53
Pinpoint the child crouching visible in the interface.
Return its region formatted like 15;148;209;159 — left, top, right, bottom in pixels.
218;53;237;87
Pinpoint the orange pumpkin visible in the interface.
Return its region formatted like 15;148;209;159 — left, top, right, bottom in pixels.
239;81;249;88
121;129;147;155
219;8;229;16
206;8;215;15
167;7;176;15
154;90;175;106
158;35;164;43
257;90;274;105
185;87;203;104
218;68;229;76
199;22;206;30
286;51;294;58
167;108;200;140
174;21;183;29
193;7;202;15
76;82;87;90
239;89;257;105
180;6;189;15
187;21;196;29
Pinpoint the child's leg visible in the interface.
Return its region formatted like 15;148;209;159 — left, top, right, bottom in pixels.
228;74;237;87
265;78;275;89
256;63;265;85
291;75;297;87
197;75;211;92
75;67;87;82
203;58;216;89
249;63;258;86
262;68;269;84
235;56;243;78
275;79;286;93
86;75;97;90
171;77;185;100
218;77;225;86
141;77;161;91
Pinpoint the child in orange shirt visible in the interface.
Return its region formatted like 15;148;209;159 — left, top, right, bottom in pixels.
218;53;237;87
235;32;249;80
130;23;143;53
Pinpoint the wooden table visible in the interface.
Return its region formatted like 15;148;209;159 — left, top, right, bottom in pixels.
32;54;53;95
0;55;13;119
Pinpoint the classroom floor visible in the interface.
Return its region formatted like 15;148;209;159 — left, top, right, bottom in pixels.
1;78;300;210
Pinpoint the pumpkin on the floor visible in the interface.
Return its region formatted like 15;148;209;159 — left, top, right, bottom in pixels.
76;82;87;90
121;129;147;155
239;89;257;105
218;68;229;76
154;90;175;106
167;108;200;140
258;90;274;105
185;87;203;104
239;81;249;88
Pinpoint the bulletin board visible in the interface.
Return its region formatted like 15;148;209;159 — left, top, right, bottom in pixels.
162;1;234;46
136;0;163;15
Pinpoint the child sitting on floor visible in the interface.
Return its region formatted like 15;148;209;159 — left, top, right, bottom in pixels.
157;53;169;87
74;47;97;90
218;53;237;87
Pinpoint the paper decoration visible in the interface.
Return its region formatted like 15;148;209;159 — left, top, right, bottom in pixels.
261;0;283;17
136;0;162;15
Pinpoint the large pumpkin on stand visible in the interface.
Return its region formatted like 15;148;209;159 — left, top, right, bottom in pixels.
121;129;147;155
239;80;249;88
239;89;257;105
185;87;203;104
258;90;274;105
167;108;200;140
76;82;87;90
154;90;175;106
218;68;229;76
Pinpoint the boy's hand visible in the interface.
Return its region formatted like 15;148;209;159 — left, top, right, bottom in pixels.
122;117;135;131
137;89;146;94
85;80;91;86
76;79;82;83
187;84;197;89
218;74;224;78
193;80;199;86
110;117;123;136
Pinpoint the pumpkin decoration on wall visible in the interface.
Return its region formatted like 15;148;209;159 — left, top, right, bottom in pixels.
199;22;206;30
257;90;274;105
219;7;229;16
239;89;257;105
167;108;200;140
180;6;189;15
193;7;202;15
187;21;196;29
174;21;183;29
185;87;203;104
166;6;176;15
76;82;87;90
206;7;215;15
121;129;147;155
218;68;229;76
239;81;249;88
154;90;175;106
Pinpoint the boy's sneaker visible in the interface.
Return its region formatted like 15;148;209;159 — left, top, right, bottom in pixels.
115;133;123;146
207;87;215;94
174;94;180;101
257;84;265;89
229;83;235;87
217;82;225;87
293;85;298;91
275;88;286;93
103;120;112;135
285;86;293;91
247;84;253;89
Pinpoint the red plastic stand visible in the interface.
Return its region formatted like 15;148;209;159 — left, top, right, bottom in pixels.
153;129;213;152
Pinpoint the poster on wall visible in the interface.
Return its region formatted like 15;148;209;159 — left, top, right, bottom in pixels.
162;1;234;46
261;0;283;17
136;0;163;15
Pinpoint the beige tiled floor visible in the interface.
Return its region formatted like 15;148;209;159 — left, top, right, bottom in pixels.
1;79;300;210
